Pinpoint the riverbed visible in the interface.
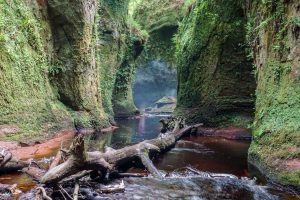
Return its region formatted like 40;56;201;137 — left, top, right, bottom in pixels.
0;116;299;199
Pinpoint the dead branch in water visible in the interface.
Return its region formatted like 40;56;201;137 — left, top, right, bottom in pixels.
73;181;79;200
38;118;201;184
36;187;52;200
0;148;28;172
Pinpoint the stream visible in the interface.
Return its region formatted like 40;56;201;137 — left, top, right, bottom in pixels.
0;116;299;199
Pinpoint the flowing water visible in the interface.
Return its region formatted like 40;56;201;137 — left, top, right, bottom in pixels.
0;115;299;199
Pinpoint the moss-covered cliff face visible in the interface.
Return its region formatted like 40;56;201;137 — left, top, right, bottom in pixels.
174;0;256;127
97;0;140;120
108;1;145;118
133;0;185;65
0;0;141;140
248;0;300;187
48;0;110;128
112;28;144;118
0;0;72;141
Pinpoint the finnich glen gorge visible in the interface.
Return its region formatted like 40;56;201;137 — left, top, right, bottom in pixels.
0;0;299;199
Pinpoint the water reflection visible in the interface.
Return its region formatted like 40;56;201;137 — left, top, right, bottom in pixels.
0;116;298;199
84;116;250;177
154;136;250;177
84;116;162;151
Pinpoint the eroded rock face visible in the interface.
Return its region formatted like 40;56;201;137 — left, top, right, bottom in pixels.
174;0;256;127
97;1;130;120
248;0;300;187
0;0;141;139
0;0;73;141
94;0;146;119
133;0;185;65
48;0;110;128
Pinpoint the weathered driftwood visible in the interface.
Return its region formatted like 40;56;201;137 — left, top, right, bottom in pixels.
49;150;63;170
98;181;125;193
22;167;46;181
113;172;146;178
0;148;28;172
35;187;52;200
40;121;202;184
73;181;79;200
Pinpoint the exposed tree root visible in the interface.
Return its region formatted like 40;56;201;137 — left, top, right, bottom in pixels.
36;187;52;200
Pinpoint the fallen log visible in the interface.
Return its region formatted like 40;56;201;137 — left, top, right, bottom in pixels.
49;150;63;170
113;172;146;178
22;167;46;181
40;120;203;184
0;148;28;172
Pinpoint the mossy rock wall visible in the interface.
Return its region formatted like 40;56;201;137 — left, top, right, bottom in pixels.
0;0;141;140
133;0;185;65
248;0;300;187
97;0;132;121
48;0;110;128
174;0;256;127
112;29;144;118
0;0;73;141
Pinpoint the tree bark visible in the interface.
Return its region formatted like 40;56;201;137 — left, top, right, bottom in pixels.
0;148;28;172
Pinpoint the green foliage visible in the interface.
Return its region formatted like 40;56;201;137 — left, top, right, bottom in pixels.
127;16;149;41
49;62;66;76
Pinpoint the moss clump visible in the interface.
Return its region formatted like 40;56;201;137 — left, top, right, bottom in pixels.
174;0;255;127
247;0;300;187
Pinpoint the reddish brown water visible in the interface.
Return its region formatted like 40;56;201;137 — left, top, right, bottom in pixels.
0;116;299;199
154;136;250;177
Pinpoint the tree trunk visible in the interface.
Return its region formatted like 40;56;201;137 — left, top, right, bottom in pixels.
41;123;202;184
0;148;28;173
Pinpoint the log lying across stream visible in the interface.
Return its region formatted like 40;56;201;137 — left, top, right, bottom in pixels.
0;148;28;173
41;121;202;184
0;118;202;199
